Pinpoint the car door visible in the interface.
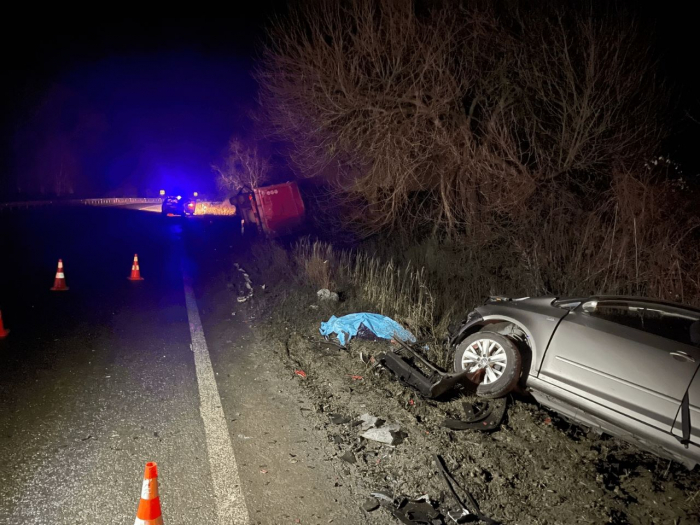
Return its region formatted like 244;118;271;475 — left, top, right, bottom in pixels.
538;299;700;432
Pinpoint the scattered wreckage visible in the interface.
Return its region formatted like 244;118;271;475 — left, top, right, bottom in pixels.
364;455;500;524
321;295;700;470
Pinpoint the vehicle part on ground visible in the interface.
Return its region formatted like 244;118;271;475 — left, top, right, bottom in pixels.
441;399;508;431
451;295;700;468
435;454;500;525
233;263;254;303
369;492;441;524
377;339;471;398
453;332;522;399
360;423;404;445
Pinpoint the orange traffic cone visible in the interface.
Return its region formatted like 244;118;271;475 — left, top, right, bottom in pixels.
50;259;69;291
128;254;144;281
134;462;163;525
0;310;9;338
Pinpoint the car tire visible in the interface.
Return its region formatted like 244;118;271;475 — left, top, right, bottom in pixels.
453;331;522;399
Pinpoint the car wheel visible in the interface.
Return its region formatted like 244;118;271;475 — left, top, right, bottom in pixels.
453;331;522;399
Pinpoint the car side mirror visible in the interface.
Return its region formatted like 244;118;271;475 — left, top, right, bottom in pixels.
581;300;598;314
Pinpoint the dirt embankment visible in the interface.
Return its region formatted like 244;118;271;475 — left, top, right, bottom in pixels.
234;247;700;525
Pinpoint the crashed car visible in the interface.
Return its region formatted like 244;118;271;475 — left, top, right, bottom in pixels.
449;296;700;468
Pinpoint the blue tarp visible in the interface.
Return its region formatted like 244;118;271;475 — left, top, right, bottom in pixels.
320;313;416;346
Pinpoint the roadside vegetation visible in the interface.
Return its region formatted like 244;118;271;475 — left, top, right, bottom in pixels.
255;0;700;326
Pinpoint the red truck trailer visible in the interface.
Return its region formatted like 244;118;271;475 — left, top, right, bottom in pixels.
252;181;305;236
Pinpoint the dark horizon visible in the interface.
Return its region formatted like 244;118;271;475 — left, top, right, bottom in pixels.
1;3;698;201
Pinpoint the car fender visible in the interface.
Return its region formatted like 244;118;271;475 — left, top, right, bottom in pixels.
451;304;568;378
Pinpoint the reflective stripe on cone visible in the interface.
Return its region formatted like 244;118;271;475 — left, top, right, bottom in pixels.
134;462;163;525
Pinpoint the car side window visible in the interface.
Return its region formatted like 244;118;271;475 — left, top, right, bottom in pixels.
588;301;699;346
588;303;644;332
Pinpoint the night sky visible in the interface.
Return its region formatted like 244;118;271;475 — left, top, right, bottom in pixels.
0;10;283;199
0;3;697;200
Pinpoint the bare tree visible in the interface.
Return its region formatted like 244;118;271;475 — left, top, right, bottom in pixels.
212;137;271;196
257;0;665;235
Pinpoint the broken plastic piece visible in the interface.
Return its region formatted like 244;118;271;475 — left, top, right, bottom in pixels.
377;339;472;398
329;413;351;425
340;450;356;464
294;369;307;379
370;491;443;524
363;498;380;512
358;413;383;431
361;423;404;445
441;400;507;431
434;454;500;525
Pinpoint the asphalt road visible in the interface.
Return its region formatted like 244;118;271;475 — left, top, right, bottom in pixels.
0;206;365;524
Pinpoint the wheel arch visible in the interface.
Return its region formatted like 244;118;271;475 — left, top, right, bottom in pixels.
454;316;538;379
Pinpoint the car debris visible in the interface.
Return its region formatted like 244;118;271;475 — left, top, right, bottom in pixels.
362;498;381;512
361;423;404;445
340;450;357;464
358;413;383;431
356;413;405;445
320;313;416;346
377;338;472;398
233;263;254;302
434;454;500;524
441;400;508;432
329;413;352;425
369;492;442;524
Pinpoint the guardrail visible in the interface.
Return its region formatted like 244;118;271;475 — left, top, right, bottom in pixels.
0;198;163;212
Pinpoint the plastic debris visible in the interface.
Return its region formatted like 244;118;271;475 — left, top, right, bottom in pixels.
329;413;352;425
340;450;356;464
361;423;404;446
320;313;416;346
362;498;380;512
317;288;340;301
434;454;500;524
234;263;254;303
441;400;508;432
358;413;383;431
294;369;307;379
370;492;442;523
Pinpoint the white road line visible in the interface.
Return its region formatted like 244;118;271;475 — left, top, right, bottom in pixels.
182;269;250;525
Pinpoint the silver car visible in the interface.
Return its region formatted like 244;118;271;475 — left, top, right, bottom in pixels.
450;296;700;468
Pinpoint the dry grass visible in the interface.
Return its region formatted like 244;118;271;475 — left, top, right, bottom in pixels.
194;202;237;216
293;238;438;339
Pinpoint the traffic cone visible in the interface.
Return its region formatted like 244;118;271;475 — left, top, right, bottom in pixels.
128;254;144;281
50;259;69;291
134;462;163;525
0;310;9;338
